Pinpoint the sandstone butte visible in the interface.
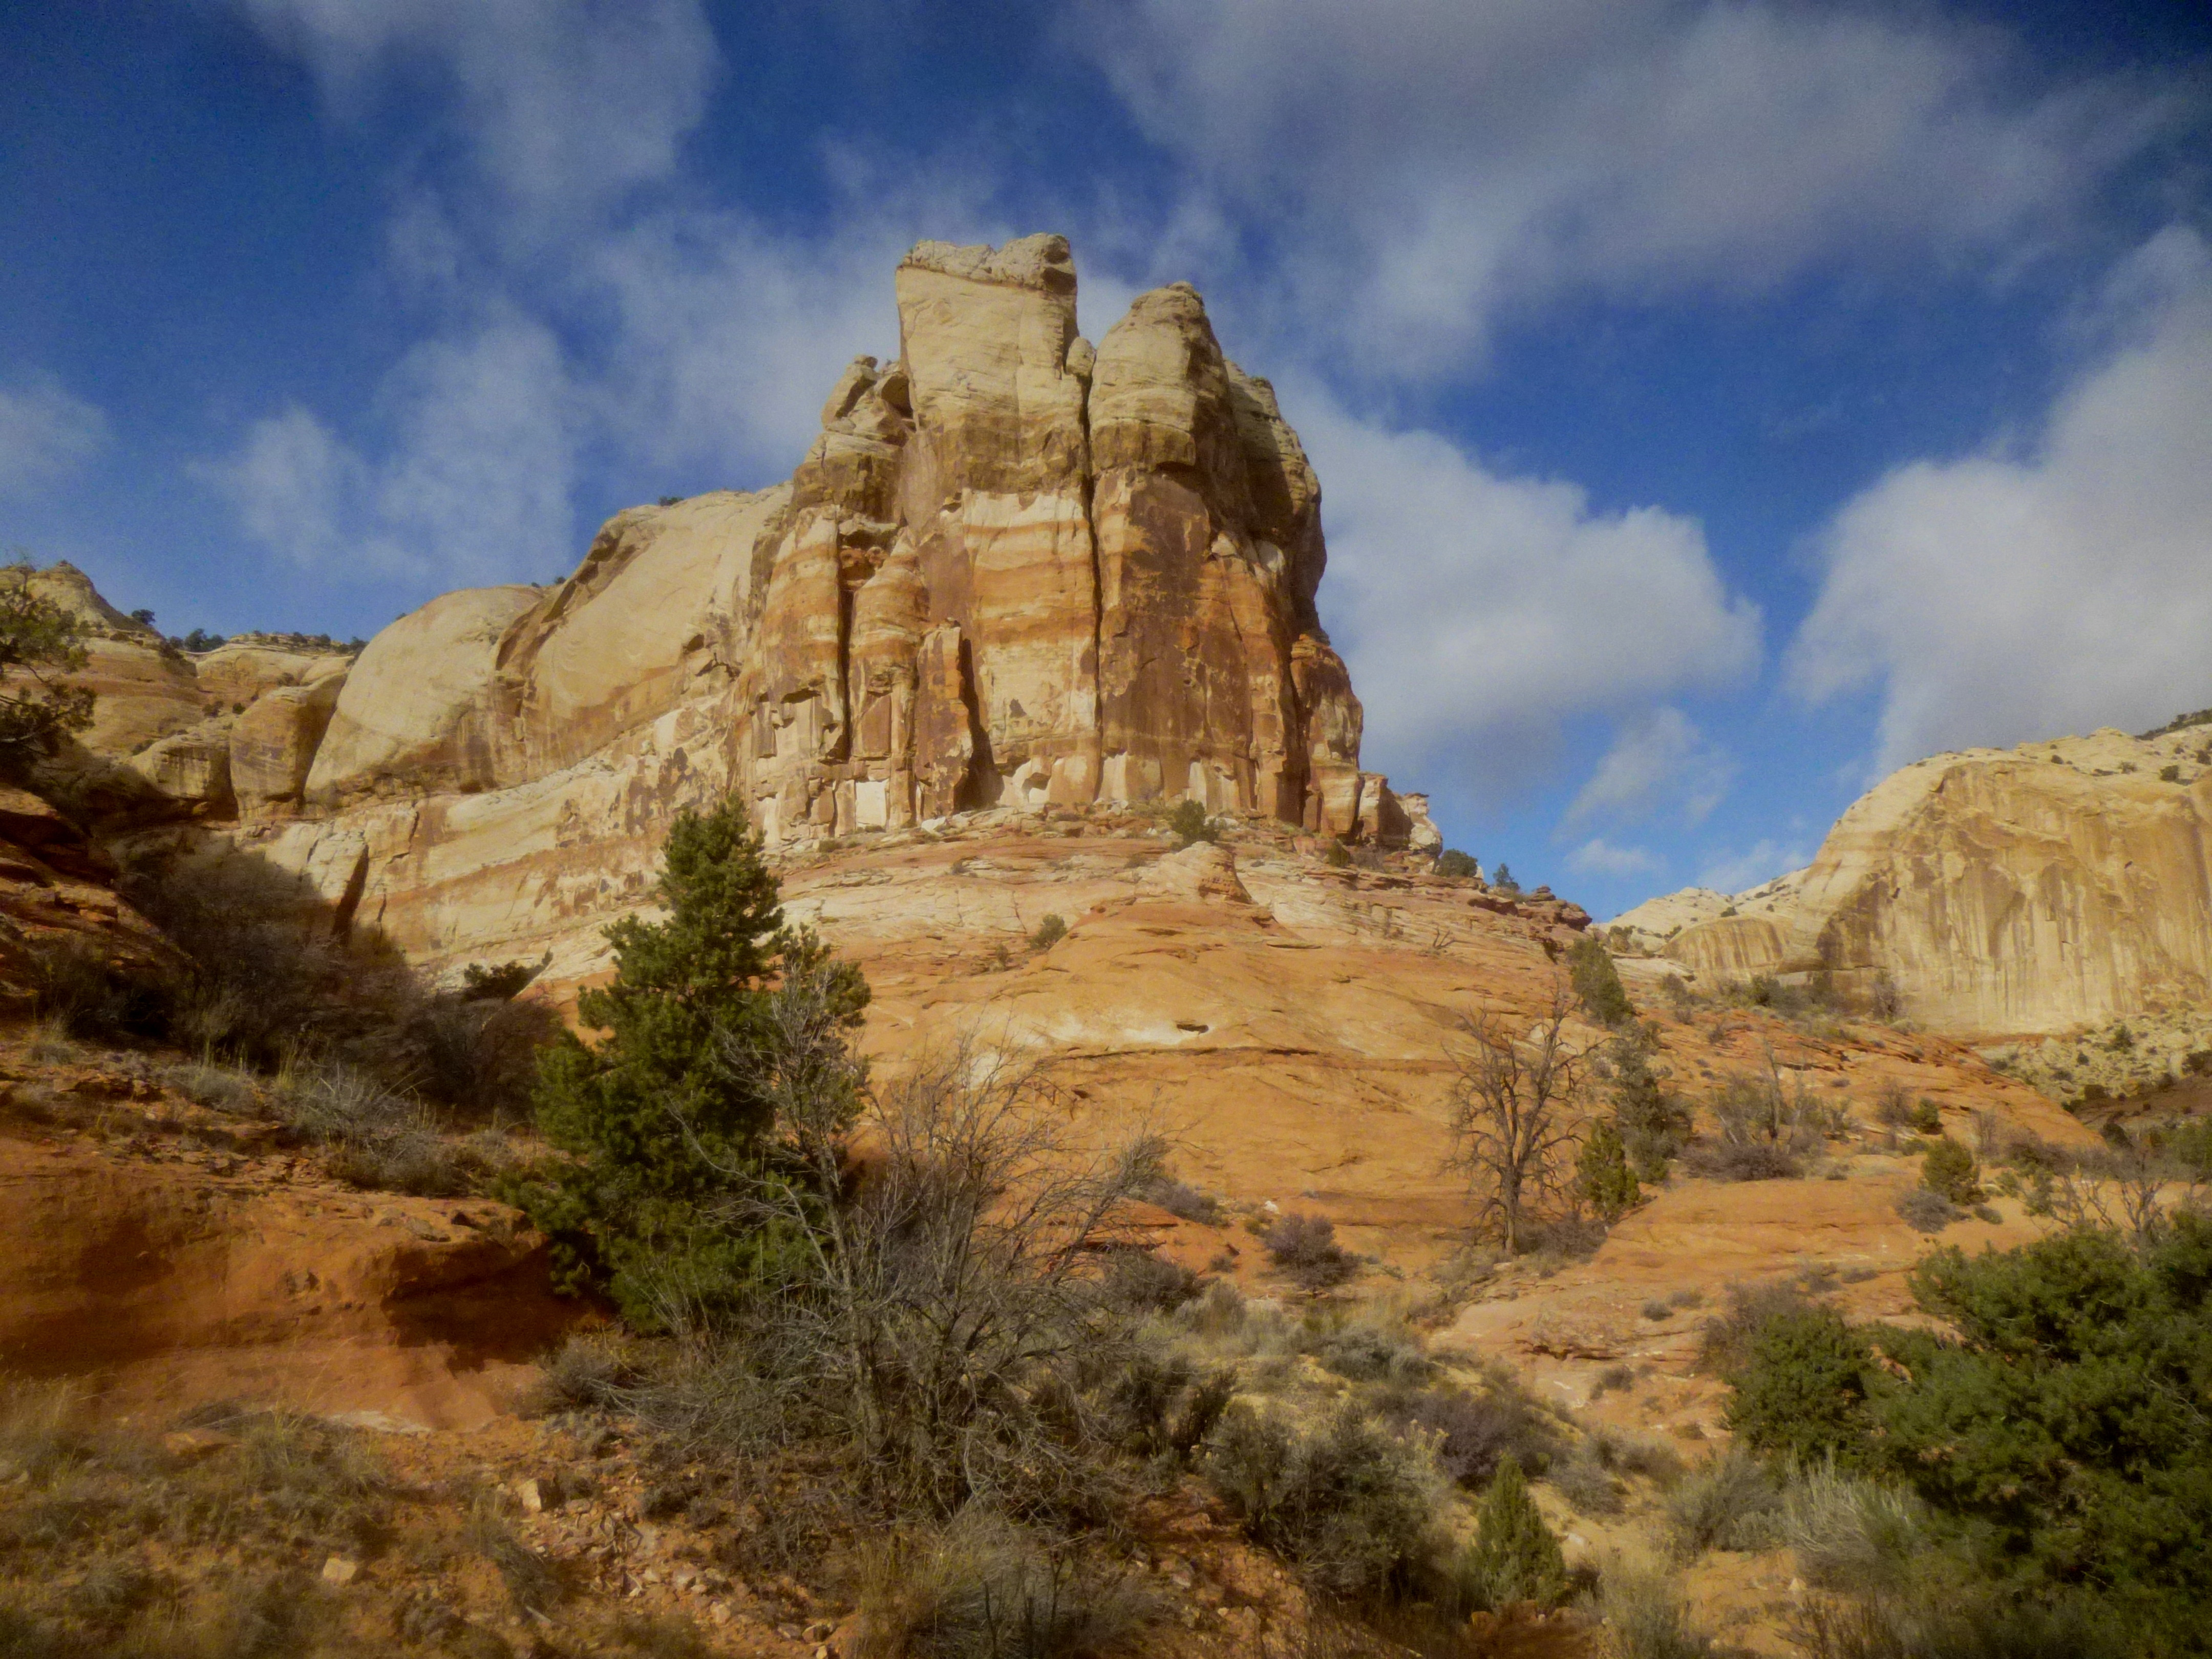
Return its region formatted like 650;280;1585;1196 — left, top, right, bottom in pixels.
0;237;2144;1652
1;233;2102;1421
1613;724;2212;1036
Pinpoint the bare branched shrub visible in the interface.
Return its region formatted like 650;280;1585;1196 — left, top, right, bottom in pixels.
1685;1052;1843;1181
1263;1213;1358;1290
710;979;1164;1523
1445;982;1588;1252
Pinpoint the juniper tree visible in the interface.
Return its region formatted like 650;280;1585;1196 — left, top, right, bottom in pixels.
519;797;868;1327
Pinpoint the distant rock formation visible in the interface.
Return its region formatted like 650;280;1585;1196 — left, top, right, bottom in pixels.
1613;726;2212;1035
37;237;1437;985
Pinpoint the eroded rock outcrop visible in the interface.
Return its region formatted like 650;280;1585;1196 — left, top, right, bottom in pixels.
1620;726;2212;1034
60;236;1433;988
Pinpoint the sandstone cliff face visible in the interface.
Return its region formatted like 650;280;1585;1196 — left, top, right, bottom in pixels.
72;237;1431;990
3;562;354;823
1623;727;2212;1035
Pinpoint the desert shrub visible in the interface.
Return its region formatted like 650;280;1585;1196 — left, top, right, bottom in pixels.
465;1489;561;1614
1567;936;1635;1028
0;561;95;763
1592;1560;1716;1659
514;797;868;1327
1685;1060;1840;1181
1665;1450;1782;1557
1314;1318;1431;1386
1576;1120;1643;1222
275;1062;503;1198
27;937;172;1041
855;1513;1159;1659
1792;1586;2124;1659
1606;1033;1690;1180
527;1331;649;1415
1140;1177;1222;1225
1391;1377;1559;1486
1723;1218;2212;1648
462;958;542;999
1721;1304;1870;1467
1029;913;1068;949
120;848;557;1114
1490;863;1520;895
1696;1281;1813;1376
1167;799;1217;847
1435;849;1478;879
1322;839;1352;868
1263;1213;1358;1290
1549;1451;1624;1516
1098;1249;1201;1315
1780;1460;1926;1591
1459;1454;1567;1610
1908;1098;1942;1135
1919;1137;1982;1205
1894;1188;1962;1233
1204;1402;1442;1602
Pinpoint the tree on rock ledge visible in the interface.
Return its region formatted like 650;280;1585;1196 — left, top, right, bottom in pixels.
516;796;869;1328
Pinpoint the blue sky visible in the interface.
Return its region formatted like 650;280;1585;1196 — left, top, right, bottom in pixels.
2;2;2208;917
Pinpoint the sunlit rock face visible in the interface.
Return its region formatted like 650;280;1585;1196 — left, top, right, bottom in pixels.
1632;727;2212;1036
66;237;1433;986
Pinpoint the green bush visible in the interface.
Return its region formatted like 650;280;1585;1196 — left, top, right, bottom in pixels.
1205;1403;1441;1602
1322;839;1352;868
1724;1218;2212;1649
1435;849;1479;879
1609;1033;1690;1179
1576;1120;1643;1222
1490;862;1520;895
1919;1137;1983;1205
1908;1098;1942;1135
1167;799;1217;847
1567;935;1635;1027
1029;913;1068;949
1722;1305;1870;1468
515;797;868;1327
1459;1454;1566;1610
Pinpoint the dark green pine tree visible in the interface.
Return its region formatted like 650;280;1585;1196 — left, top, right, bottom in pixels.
1575;1119;1643;1222
519;796;867;1327
1464;1453;1568;1611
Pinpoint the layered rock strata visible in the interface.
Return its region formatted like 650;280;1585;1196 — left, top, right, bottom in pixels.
57;237;1435;985
1617;726;2212;1035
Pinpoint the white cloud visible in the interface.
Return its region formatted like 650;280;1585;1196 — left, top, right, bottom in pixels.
1298;392;1760;787
197;405;363;569
202;314;575;585
1568;838;1662;879
1081;0;2188;374
1698;839;1812;896
233;0;716;220
1566;706;1735;827
1790;226;2212;770
0;378;107;498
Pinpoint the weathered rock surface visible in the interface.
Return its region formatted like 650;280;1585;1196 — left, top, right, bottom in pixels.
52;237;1438;994
1621;726;2212;1034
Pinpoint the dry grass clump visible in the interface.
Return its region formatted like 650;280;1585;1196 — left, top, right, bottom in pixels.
1590;1558;1717;1659
1778;1461;1926;1592
853;1512;1161;1659
1664;1449;1782;1558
